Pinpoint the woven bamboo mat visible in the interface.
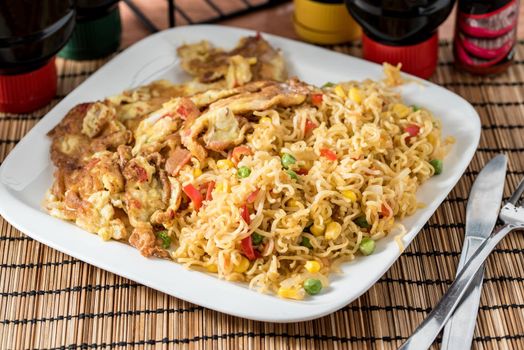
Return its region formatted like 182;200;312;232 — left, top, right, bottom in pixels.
1;39;524;350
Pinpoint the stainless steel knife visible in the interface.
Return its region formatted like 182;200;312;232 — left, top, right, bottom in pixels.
441;154;507;350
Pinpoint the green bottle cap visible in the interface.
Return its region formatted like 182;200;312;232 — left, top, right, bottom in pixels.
59;6;121;60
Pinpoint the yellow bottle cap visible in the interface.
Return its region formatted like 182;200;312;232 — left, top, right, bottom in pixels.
293;0;361;44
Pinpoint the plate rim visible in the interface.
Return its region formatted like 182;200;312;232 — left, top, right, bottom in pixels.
0;24;481;322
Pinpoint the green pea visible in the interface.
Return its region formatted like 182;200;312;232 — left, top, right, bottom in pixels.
355;215;370;228
359;237;376;256
237;166;251;178
300;236;313;249
304;278;323;295
429;159;443;175
281;153;296;169
252;232;264;245
411;105;420;112
287;170;298;180
322;82;335;88
156;230;171;249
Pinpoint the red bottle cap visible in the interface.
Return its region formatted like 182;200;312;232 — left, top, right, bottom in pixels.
362;32;439;79
0;58;57;114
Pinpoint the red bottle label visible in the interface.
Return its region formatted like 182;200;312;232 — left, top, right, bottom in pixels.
455;0;519;68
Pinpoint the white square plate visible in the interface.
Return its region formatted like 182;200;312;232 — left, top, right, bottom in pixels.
0;25;480;322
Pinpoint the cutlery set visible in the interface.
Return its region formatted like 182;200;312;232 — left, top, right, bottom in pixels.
401;154;521;349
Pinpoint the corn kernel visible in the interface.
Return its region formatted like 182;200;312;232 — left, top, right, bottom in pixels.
193;168;202;178
348;87;362;104
277;287;304;300
305;260;321;273
392;103;411;118
334;85;346;99
233;257;250;273
342;190;357;202
325;221;342;240
217;159;234;170
310;224;325;236
206;263;218;273
288;199;300;207
428;132;437;145
260;117;272;124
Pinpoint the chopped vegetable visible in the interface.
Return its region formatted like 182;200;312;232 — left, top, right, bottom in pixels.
241;204;251;224
277;287;304;300
241;234;257;260
305;119;318;135
304;278;322;295
381;203;392;218
311;93;323;106
393;103;411;118
156;230;171;249
430;159;443;175
183;184;203;211
325;222;342;240
310;223;325;236
334;85;346;98
193;168;202;178
411;105;420;111
359;237;376;256
305;260;321;273
288;199;300;207
355;215;370;228
237;166;251;178
287;169;298;180
233;256;250;273
246;188;260;203
322;82;334;88
320;148;337;161
281;153;296;168
252;232;264;245
232;146;252;164
404;124;420;138
217;159;234;170
206;181;215;201
300;236;313;249
348;87;362;104
341;190;357;202
296;168;309;175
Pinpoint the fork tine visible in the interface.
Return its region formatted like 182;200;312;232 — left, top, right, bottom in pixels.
508;176;524;205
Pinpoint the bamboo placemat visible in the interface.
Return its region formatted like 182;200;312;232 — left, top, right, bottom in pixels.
2;39;524;350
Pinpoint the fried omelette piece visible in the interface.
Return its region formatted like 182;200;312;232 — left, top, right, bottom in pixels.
181;78;311;161
177;35;286;86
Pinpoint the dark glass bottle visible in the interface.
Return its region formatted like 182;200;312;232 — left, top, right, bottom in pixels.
59;0;122;60
0;0;75;113
345;0;456;78
454;0;519;75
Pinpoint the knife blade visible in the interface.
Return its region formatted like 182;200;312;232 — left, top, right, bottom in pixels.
441;154;507;350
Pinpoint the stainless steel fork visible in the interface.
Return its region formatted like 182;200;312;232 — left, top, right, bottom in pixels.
399;176;524;350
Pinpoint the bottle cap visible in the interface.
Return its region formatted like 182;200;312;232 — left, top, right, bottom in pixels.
294;0;361;44
59;6;121;60
0;58;57;113
362;32;439;79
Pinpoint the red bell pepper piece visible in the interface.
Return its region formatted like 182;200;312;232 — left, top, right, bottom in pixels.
305;119;318;135
320;148;338;161
241;235;257;260
404;124;420;138
241;203;251;224
183;184;203;211
296;168;309;175
206;181;215;201
246;188;260;204
311;93;323;106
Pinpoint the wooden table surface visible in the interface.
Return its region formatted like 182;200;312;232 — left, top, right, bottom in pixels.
119;1;457;48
